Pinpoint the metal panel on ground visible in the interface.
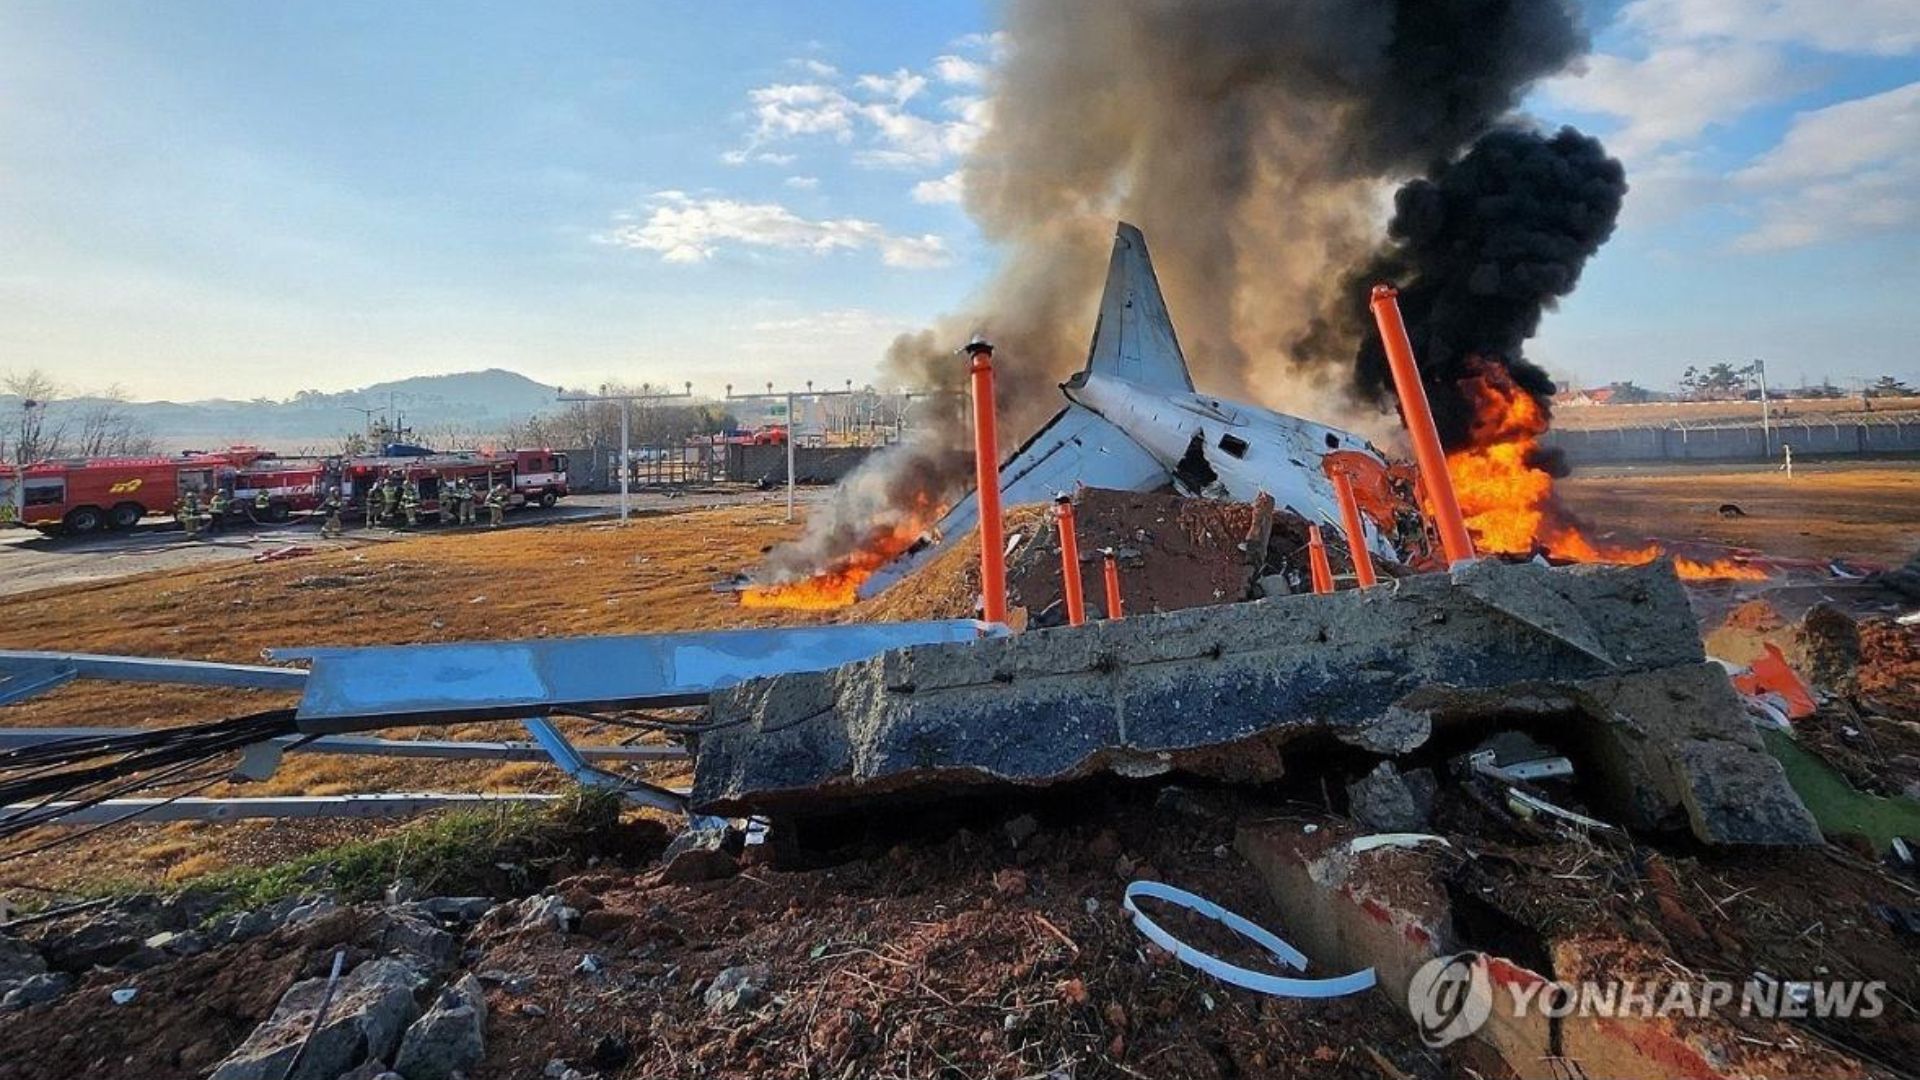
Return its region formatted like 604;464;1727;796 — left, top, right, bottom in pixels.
274;620;998;729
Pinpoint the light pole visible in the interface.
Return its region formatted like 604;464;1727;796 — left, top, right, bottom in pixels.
557;383;694;524
727;382;863;522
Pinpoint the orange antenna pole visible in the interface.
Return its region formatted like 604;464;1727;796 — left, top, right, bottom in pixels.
1369;285;1475;566
1307;525;1335;594
965;338;1007;625
1101;548;1124;620
1054;493;1086;626
1331;470;1379;588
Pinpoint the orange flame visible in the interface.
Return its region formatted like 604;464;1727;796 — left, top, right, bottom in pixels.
1445;359;1767;583
740;497;945;611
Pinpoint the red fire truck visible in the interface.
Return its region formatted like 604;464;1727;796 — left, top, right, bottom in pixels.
343;449;568;521
0;454;235;533
0;447;568;534
221;457;338;523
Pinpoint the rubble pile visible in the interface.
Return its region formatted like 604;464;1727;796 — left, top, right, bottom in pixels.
859;488;1318;623
697;560;1818;849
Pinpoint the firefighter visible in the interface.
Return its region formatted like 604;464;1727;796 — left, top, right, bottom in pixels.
252;486;271;524
402;478;421;528
380;473;401;522
451;476;474;522
363;482;379;530
319;486;344;538
486;482;508;528
176;490;201;540
206;487;230;536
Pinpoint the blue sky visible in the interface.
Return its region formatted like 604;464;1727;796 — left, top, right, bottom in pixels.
2;0;1915;403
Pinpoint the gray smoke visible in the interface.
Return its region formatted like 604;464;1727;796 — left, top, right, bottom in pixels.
763;0;1591;581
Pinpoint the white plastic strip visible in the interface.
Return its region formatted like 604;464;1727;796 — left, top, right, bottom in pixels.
1122;880;1375;999
1349;833;1451;855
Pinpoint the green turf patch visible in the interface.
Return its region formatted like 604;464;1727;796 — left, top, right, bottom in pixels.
1764;729;1920;854
186;787;631;915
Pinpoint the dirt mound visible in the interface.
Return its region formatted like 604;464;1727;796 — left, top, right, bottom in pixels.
467;796;1445;1080
859;489;1317;624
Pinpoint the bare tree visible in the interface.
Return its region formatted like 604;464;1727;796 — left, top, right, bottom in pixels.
74;385;156;457
3;369;68;464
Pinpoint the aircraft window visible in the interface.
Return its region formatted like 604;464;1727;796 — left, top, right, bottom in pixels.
1218;433;1249;459
1324;433;1340;449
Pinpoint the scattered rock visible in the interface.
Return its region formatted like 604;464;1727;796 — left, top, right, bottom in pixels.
575;953;605;976
145;929;210;957
0;935;47;983
660;825;743;884
588;1034;632;1072
703;963;770;1014
335;1061;398;1080
379;914;460;970
516;894;578;934
412;896;494;924
208;957;426;1080
1;971;74;1011
37;914;142;971
1345;762;1429;832
393;973;487;1080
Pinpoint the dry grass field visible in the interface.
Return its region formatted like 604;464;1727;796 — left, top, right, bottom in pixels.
1558;463;1920;565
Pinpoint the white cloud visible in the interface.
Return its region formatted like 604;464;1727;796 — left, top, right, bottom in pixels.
721;148;798;166
1624;0;1920;57
876;233;952;269
750;308;910;337
793;58;839;77
911;170;964;204
855;68;928;104
931;54;988;87
729;56;995;176
748;82;857;141
1544;45;1799;156
949;31;1010;59
602;192;952;269
1732;80;1920;250
783;175;820;190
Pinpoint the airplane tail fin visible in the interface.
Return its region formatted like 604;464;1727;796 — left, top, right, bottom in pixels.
1080;222;1195;393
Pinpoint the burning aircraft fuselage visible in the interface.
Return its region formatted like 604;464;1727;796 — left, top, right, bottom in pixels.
857;222;1402;600
1057;370;1388;551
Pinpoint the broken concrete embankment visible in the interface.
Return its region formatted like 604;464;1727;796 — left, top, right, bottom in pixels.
694;559;1819;846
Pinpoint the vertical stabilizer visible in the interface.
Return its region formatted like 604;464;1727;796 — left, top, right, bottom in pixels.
1081;222;1195;392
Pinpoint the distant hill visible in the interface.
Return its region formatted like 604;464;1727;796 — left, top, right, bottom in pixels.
2;369;562;453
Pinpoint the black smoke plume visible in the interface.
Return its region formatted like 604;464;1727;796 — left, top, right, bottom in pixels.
761;0;1601;583
1310;126;1627;449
